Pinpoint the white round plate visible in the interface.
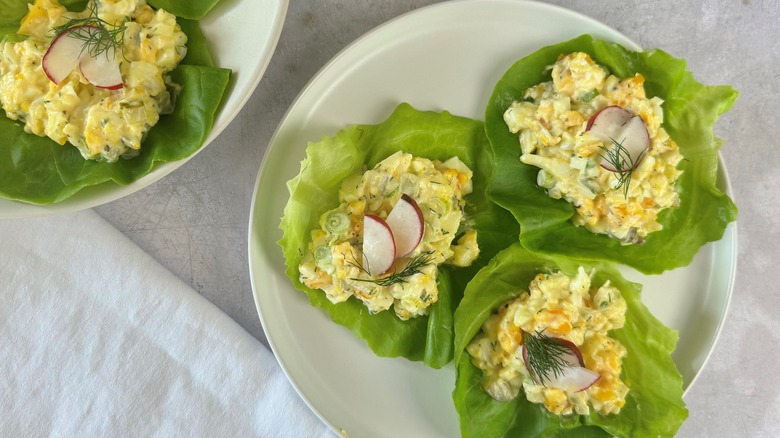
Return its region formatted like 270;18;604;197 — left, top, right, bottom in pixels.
0;0;288;218
248;1;736;437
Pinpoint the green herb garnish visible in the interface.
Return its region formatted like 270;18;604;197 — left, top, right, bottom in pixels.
50;1;126;59
350;251;435;287
523;331;575;385
599;137;643;199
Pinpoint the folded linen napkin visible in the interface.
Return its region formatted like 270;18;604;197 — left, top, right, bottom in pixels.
0;209;332;437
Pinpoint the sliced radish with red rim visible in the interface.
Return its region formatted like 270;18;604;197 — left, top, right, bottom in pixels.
586;105;649;172
362;215;396;276
42;28;86;84
547;366;600;393
522;334;600;393
385;194;424;258
79;45;123;90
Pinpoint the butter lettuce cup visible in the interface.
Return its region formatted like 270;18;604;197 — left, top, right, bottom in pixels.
485;34;737;274
452;242;688;437
278;103;518;368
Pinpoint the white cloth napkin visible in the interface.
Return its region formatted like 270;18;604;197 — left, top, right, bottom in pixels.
0;209;333;437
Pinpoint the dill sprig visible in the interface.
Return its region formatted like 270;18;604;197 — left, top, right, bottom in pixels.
599;137;643;199
50;1;126;59
523;331;575;385
349;251;435;287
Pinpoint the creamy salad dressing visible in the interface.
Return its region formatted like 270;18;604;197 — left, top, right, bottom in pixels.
299;151;479;320
0;0;187;162
467;267;629;416
504;52;682;244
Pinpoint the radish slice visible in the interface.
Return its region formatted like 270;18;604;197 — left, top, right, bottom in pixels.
586;105;649;172
545;366;600;393
42;29;85;84
385;194;424;258
586;105;631;134
522;335;600;392
522;336;583;369
79;45;123;90
362;215;396;276
42;25;123;89
556;338;584;367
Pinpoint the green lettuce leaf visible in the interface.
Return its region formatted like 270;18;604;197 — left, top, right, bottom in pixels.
278;103;518;368
452;242;688;437
485;34;737;274
0;0;230;204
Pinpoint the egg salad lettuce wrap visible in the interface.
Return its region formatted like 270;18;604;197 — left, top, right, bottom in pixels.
452;242;688;437
278;103;518;368
485;34;737;274
0;0;230;204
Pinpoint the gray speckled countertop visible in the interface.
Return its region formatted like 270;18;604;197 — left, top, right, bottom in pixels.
95;0;780;436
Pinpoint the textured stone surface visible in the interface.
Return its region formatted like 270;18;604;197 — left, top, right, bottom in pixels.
96;0;780;436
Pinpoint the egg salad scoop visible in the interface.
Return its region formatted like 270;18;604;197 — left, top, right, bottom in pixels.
279;103;518;368
298;151;479;320
453;243;688;437
467;267;629;416
0;0;230;204
485;35;737;274
504;52;682;245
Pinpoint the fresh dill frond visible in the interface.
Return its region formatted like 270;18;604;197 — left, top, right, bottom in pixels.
350;251;435;287
523;331;575;385
50;1;126;59
599;137;642;199
345;247;366;272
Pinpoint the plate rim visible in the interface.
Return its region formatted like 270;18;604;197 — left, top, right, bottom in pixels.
682;160;737;393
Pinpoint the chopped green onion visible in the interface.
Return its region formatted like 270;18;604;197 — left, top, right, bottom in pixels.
537;170;555;189
313;245;332;266
324;211;350;234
